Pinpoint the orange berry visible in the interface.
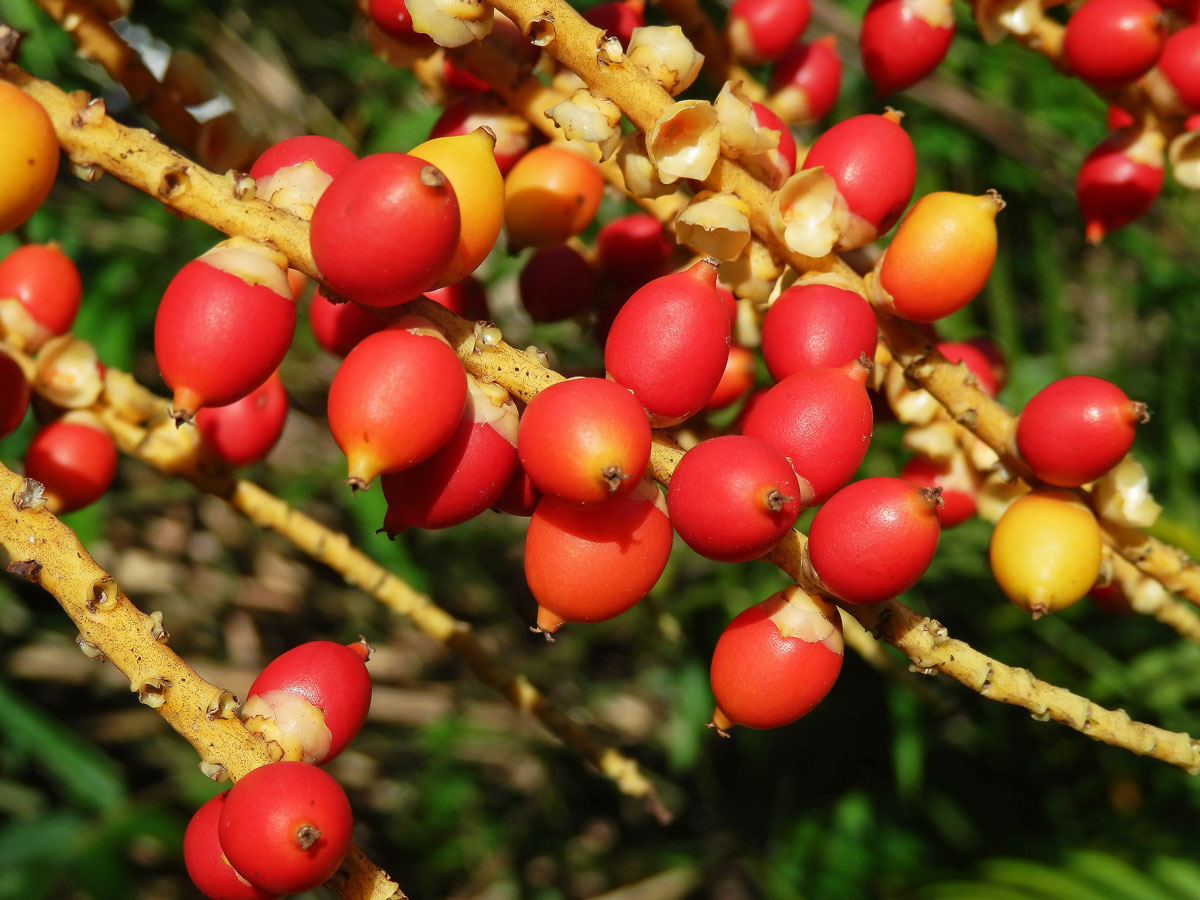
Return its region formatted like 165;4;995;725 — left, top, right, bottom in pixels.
0;81;59;235
504;145;604;249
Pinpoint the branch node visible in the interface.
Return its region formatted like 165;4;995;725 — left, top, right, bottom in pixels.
76;635;106;661
13;478;47;511
7;559;42;582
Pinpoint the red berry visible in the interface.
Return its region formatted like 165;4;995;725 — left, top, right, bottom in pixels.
524;481;673;634
184;793;278;900
218;761;352;896
425;277;489;320
800;111;917;248
761;282;878;380
0;243;82;348
240;640;372;765
747;101;798;188
154;239;295;421
935;340;999;397
519;245;595;322
0;349;30;438
667;435;801;562
1064;0;1165;91
327;317;467;490
595;213;674;286
493;460;542;517
769;35;842;124
605;258;731;426
195;372;289;468
704;344;756;411
709;586;843;732
308;289;386;357
859;0;955;97
740;360;873;506
517;377;651;504
1075;129;1164;243
1015;375;1146;487
1161;25;1200;112
367;0;432;43
900;454;978;528
24;418;118;513
727;0;812;63
584;0;645;46
807;476;941;604
310;153;460;306
249;135;356;219
381;376;519;533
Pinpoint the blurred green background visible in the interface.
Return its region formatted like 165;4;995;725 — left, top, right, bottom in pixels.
2;0;1200;897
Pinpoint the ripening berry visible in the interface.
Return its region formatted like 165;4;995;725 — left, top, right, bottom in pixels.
0;350;30;438
249;135;356;219
989;490;1103;617
1075;129;1163;243
24;417;118;514
525;480;673;634
668;435;801;562
761;282;878;380
184;793;278;900
310;152;460;306
874;191;1004;322
0;243;83;349
859;0;955;97
768;35;842;124
800;111;917;249
807;476;941;604
704;345;756;410
519;245;595;322
0;81;59;236
741;359;873;506
727;0;812;63
1161;25;1200;112
308;289;386;357
1063;0;1166;92
1016;375;1146;487
195;372;288;468
605;258;731;426
517;377;651;504
155;238;295;421
218;762;352;896
408;129;505;286
900;454;978;528
709;586;843;733
504;145;604;249
327;317;467;490
240;640;372;765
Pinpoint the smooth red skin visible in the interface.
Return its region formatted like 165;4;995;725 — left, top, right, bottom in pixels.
584;0;645;46
195;372;288;468
596;213;674;286
0;351;29;438
761;283;878;381
249;136;356;181
1016;375;1139;487
769;37;842;121
381;415;518;533
367;0;431;43
309;289;386;357
667;435;801;562
605;261;731;423
704;345;756;411
860;0;954;97
519;245;595;322
741;367;872;505
155;260;296;410
936;341;999;397
710;601;843;729
426;278;488;320
751;101;798;178
310;153;460;306
430;96;531;176
1161;25;1200;110
327;327;467;482
218;762;352;896
1107;105;1137;130
184;793;278;900
1075;132;1163;238
517;377;651;504
728;0;812;61
494;461;541;517
900;455;976;528
802;114;916;239
717;285;738;325
808;476;940;604
246;642;371;764
525;492;673;624
25;421;117;513
443;55;492;94
0;243;82;335
1064;0;1165;90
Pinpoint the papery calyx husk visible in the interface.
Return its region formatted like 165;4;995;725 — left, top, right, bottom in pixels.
407;0;494;48
198;236;292;297
1169;128;1200;190
545;89;624;160
768;166;849;258
33;335;103;409
675;192;752;261
719;239;784;307
615;132;676;198
626;25;704;95
647;100;722;184
973;0;1043;44
1090;454;1162;528
715;80;780;159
